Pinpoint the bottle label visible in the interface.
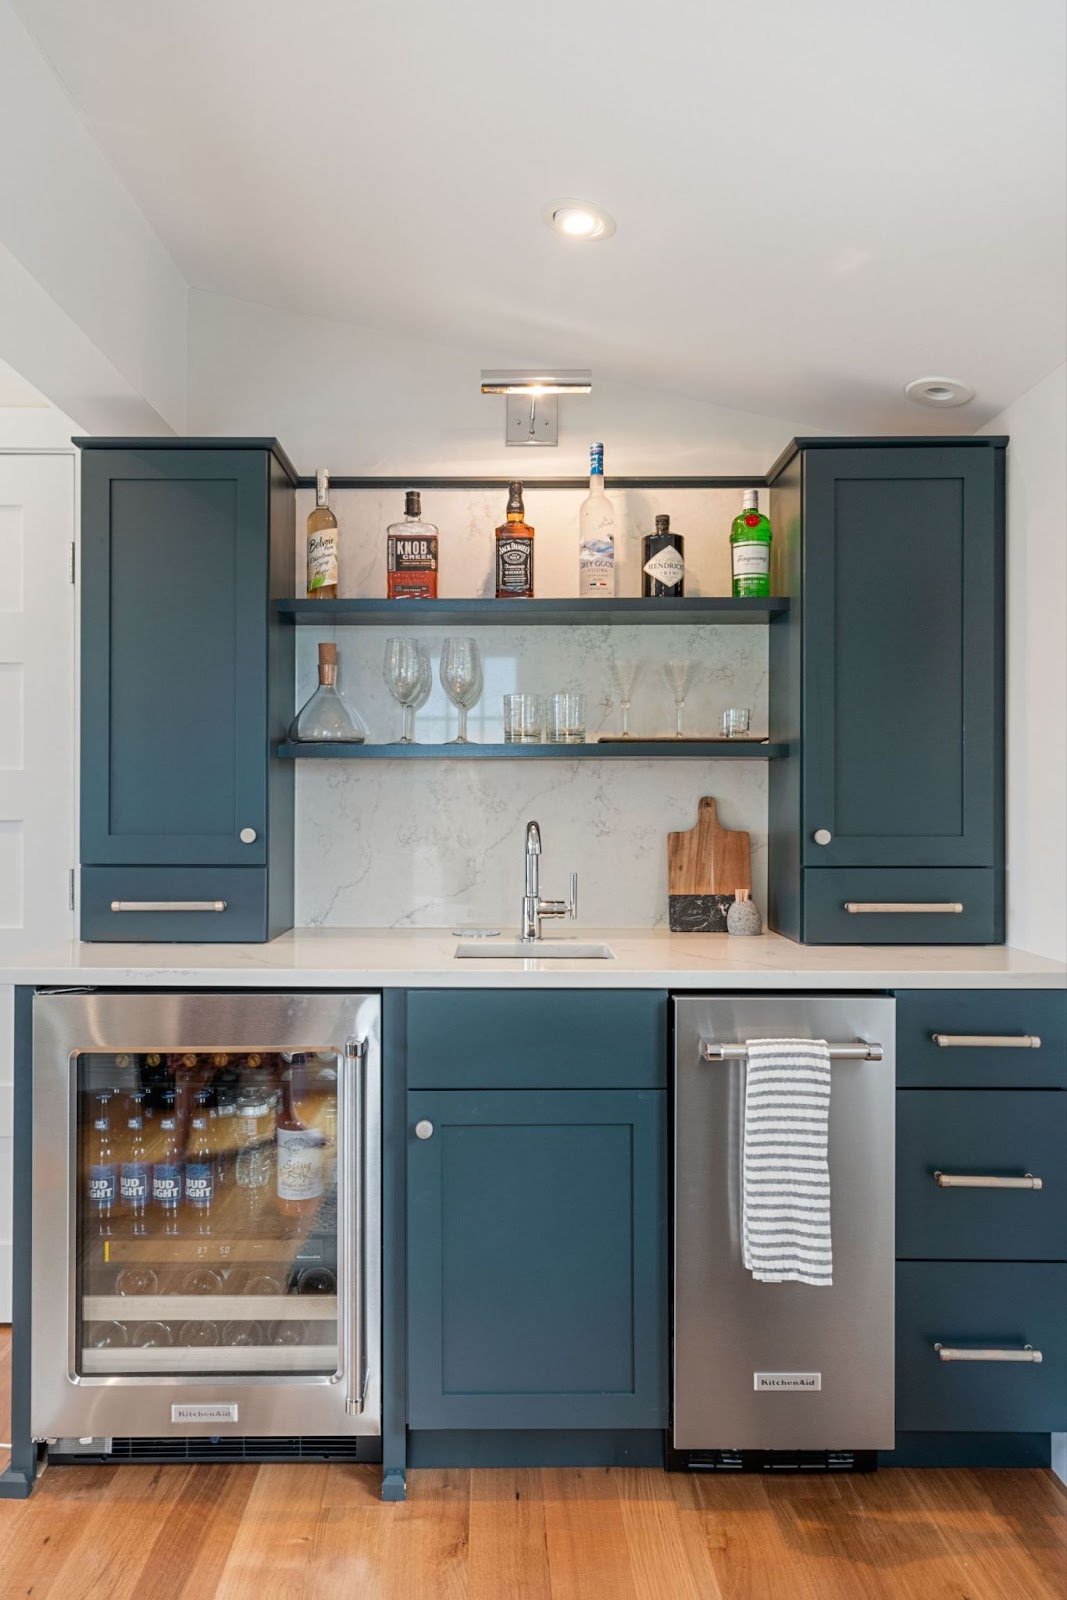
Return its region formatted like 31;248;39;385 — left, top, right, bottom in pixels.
579;537;615;595
277;1128;324;1203
88;1165;116;1205
153;1163;182;1205
388;536;438;572
120;1163;150;1204
185;1163;214;1207
643;545;685;585
307;531;339;591
496;537;533;595
732;541;770;577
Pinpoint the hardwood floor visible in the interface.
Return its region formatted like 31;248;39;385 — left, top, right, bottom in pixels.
1;1335;1063;1599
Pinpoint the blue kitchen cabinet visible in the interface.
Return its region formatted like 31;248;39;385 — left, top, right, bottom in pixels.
406;1087;667;1430
78;439;297;940
769;438;1006;943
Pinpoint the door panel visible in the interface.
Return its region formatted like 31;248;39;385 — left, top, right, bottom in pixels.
80;451;268;866
407;1088;666;1429
803;448;1000;868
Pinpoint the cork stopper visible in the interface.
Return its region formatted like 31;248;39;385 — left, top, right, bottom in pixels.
318;641;338;686
734;888;751;902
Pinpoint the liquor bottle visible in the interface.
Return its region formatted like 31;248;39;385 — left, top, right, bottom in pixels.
288;643;367;743
387;491;439;598
185;1091;216;1235
306;468;339;598
495;482;535;598
276;1061;326;1224
153;1090;184;1235
119;1093;150;1237
87;1092;118;1237
730;490;773;597
642;514;685;597
577;443;616;597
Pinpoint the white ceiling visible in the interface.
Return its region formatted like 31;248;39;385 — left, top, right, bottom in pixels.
13;0;1067;431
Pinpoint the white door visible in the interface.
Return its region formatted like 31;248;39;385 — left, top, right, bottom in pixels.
0;451;76;1319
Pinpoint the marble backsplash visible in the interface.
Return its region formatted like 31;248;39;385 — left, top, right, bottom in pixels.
292;486;770;929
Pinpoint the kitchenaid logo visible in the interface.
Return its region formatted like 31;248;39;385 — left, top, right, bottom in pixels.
171;1403;238;1423
754;1372;822;1392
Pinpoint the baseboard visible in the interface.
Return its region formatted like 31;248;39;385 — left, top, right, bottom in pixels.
881;1432;1052;1469
407;1429;665;1469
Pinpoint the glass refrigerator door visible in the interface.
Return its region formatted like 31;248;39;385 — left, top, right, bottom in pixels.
76;1048;340;1376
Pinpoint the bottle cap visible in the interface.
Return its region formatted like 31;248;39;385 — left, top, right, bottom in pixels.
655;513;670;532
315;467;330;506
405;490;421;518
318;642;338;666
590;443;604;475
743;490;759;511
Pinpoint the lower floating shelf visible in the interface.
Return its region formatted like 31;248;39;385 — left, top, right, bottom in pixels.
277;740;788;761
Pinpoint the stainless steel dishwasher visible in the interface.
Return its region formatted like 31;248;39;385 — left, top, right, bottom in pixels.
673;995;895;1465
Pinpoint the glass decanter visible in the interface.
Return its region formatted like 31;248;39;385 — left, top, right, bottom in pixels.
289;642;367;742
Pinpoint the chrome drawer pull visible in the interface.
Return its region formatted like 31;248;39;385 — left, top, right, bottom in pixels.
844;901;963;914
934;1343;1042;1363
934;1171;1043;1190
702;1040;883;1062
932;1033;1042;1049
110;900;227;913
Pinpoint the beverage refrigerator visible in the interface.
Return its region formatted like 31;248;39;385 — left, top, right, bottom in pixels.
29;991;381;1457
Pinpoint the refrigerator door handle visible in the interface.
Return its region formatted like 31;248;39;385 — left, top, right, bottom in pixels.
343;1035;367;1415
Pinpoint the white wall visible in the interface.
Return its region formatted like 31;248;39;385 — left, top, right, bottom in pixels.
0;0;186;434
982;364;1067;962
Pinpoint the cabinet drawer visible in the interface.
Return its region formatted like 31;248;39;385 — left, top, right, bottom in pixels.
81;866;270;942
896;1262;1067;1432
406;990;667;1088
897;1091;1067;1261
803;868;1000;944
896;990;1066;1087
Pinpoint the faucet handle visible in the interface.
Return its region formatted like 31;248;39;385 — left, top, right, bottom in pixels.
569;872;578;920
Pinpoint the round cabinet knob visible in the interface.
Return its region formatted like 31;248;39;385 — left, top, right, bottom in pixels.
239;827;258;844
813;828;832;846
414;1120;434;1141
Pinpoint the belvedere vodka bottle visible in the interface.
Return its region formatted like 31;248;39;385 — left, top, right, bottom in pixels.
730;490;773;597
578;443;616;597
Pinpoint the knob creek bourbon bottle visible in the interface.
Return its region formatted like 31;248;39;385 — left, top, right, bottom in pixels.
387;491;439;598
495;482;534;598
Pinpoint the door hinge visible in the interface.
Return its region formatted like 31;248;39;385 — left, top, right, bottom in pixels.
345;1037;368;1060
68;542;76;584
68;868;75;911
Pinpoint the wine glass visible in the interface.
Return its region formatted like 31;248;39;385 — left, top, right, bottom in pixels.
383;638;430;744
663;659;696;738
440;638;483;744
610;659;641;739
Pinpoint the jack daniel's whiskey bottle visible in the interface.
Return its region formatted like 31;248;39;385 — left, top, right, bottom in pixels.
387;490;439;598
495;481;534;598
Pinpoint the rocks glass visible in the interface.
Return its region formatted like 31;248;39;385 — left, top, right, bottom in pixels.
503;694;545;743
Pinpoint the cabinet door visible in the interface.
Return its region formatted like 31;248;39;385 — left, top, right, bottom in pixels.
407;1089;666;1430
81;450;269;866
802;447;1001;868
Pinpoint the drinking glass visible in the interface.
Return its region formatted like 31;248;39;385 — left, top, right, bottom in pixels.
610;660;641;739
116;1266;159;1296
722;707;751;738
178;1321;221;1348
440;638;483;743
663;660;697;737
547;692;587;744
383;638;431;743
503;694;545;743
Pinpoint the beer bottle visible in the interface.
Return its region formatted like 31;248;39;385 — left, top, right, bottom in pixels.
153;1089;183;1235
119;1092;150;1237
185;1090;216;1236
276;1058;325;1227
87;1091;118;1237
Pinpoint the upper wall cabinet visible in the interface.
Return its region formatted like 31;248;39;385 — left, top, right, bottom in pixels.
78;440;297;942
768;438;1006;944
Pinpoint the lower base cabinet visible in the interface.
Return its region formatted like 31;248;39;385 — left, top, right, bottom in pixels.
406;1088;667;1430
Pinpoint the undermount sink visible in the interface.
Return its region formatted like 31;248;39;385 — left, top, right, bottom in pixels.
454;939;616;960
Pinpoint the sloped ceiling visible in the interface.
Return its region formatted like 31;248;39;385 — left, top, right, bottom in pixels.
13;0;1067;430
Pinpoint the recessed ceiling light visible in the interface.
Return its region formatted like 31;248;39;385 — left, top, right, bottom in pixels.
543;199;616;241
904;376;975;408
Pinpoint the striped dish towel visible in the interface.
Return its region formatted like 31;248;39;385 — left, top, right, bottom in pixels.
742;1038;833;1286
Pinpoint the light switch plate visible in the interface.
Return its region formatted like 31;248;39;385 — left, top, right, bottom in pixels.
506;393;558;446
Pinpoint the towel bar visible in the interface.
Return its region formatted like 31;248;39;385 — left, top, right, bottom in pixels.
701;1041;883;1062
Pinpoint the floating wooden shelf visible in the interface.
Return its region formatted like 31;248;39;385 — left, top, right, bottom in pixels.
277;597;789;627
277;741;788;761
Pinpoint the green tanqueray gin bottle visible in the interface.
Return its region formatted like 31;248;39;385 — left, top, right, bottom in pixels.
730;490;773;598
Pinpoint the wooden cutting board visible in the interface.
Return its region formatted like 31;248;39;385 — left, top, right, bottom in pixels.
667;797;751;930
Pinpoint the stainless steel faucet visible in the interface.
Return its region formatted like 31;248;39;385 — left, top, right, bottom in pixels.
522;820;578;942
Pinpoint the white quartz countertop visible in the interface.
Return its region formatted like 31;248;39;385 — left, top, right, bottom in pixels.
1;928;1064;990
